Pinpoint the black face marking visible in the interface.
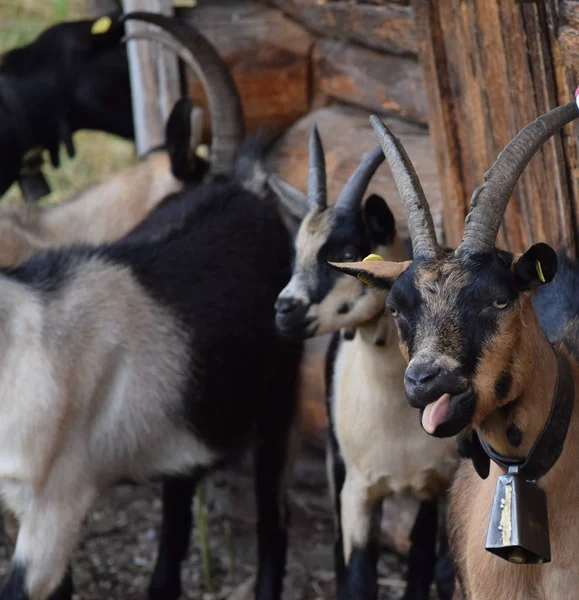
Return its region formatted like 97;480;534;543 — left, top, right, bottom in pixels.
337;302;350;315
494;370;513;401
507;423;522;448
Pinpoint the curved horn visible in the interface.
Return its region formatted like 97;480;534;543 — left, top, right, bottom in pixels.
122;12;244;176
334;146;384;214
369;115;439;258
461;101;579;253
307;125;327;210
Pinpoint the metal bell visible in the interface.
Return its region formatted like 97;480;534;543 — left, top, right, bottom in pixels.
485;466;551;564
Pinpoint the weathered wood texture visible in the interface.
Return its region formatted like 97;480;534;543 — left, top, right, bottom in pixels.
313;39;427;125
179;1;314;137
123;0;181;156
266;0;416;56
413;0;579;254
265;104;444;242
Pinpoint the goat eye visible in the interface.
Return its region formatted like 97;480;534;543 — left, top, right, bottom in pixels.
342;250;357;262
492;298;509;309
389;307;399;317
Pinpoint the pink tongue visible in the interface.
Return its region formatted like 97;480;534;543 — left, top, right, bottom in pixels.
422;393;451;434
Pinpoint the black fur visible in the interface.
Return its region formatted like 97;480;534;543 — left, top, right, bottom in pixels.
325;332;349;599
494;371;513;401
0;13;132;197
0;149;302;599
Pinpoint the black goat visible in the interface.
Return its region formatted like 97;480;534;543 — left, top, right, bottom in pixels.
0;12;131;198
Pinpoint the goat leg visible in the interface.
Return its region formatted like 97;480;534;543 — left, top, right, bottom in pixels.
326;429;349;599
148;473;203;600
403;498;438;600
0;486;94;600
341;475;381;600
253;372;300;600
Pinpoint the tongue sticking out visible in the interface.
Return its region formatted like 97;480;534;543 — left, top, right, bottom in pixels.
422;393;451;434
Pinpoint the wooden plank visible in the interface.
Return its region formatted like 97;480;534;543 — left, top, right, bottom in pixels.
123;0;181;156
266;104;444;256
179;1;314;137
266;0;416;56
412;0;578;254
313;39;428;125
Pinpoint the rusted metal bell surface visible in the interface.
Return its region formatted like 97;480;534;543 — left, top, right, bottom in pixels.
485;469;551;564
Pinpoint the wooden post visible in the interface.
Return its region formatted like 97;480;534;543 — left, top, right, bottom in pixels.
122;0;181;156
412;0;579;255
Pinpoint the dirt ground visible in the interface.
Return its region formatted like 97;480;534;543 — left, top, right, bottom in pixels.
0;445;426;600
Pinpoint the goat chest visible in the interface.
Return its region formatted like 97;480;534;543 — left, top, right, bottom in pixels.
331;332;458;500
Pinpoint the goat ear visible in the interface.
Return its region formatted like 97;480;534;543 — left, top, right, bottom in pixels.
512;243;557;291
328;257;412;289
166;98;205;181
89;12;125;48
363;194;395;246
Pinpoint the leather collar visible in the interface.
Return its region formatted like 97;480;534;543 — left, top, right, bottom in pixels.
465;346;575;481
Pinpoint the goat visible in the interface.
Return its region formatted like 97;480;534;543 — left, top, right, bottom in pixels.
274;127;458;600
0;10;245;269
0;96;207;268
0;125;302;600
330;102;579;599
0;12;131;199
0;9;244;200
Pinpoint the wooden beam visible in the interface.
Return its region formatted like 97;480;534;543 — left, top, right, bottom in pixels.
412;0;578;255
313;39;427;125
123;0;181;156
267;0;416;56
180;1;314;137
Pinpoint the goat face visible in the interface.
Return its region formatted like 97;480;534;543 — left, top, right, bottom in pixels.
333;245;556;438
275;193;401;339
330;107;575;439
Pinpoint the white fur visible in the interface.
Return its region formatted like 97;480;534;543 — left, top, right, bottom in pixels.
332;316;458;562
0;258;215;599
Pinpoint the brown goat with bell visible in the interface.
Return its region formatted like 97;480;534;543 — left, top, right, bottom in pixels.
331;101;579;599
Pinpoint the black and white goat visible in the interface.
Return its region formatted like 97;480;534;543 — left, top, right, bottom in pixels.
0;130;301;600
274;128;458;600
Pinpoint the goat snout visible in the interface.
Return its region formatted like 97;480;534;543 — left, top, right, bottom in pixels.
405;363;441;386
274;296;313;339
404;361;467;410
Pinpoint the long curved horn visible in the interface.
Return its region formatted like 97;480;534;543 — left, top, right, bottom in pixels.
122;12;244;176
369;115;439;258
307;125;327;210
461;101;579;253
334;146;385;215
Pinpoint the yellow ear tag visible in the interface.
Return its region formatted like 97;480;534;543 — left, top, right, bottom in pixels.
363;253;384;262
195;144;209;160
356;254;384;286
91;16;112;35
535;259;546;283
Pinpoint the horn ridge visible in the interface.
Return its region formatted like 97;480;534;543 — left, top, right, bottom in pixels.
461;101;579;253
122;12;244;176
334;146;385;214
369;115;439;258
307;125;327;210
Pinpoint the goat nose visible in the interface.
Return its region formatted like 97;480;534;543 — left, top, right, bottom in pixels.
275;296;299;314
405;363;441;386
